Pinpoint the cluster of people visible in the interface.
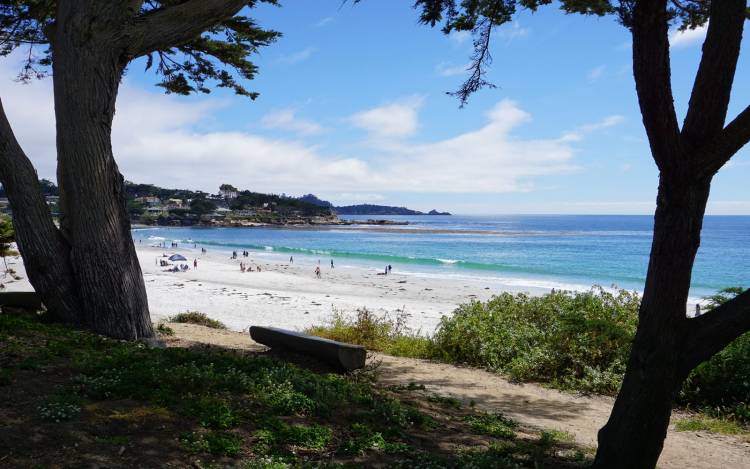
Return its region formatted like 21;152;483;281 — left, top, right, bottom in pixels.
166;264;189;273
240;262;261;273
384;264;393;275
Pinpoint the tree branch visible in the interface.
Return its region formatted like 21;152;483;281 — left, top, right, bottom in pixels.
126;0;251;57
695;103;750;178
631;0;682;172
681;0;746;153
683;289;750;371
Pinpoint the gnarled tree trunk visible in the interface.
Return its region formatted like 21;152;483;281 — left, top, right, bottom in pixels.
593;1;750;467
594;175;711;469
48;3;153;339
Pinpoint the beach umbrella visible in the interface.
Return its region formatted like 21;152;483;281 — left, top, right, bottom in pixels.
169;254;187;262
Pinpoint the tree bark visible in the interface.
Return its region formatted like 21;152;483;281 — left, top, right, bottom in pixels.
50;2;153;339
0;100;82;322
593;175;712;469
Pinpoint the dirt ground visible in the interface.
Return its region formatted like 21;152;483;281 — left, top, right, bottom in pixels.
167;323;750;469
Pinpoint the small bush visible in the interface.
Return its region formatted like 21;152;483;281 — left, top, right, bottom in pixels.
180;430;243;456
432;287;640;394
156;323;175;336
305;308;432;357
464;413;518;439
169;311;227;330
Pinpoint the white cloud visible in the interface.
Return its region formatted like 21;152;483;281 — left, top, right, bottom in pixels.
0;65;610;198
669;24;707;48
449;30;471;45
348;97;423;138
497;22;530;43
276;47;316;65
315;17;333;27
561;115;625;142
327;193;386;204
587;64;606;82
261;108;324;135
435;62;471;77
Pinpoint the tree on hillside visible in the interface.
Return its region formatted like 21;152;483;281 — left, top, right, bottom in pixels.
189;197;218;217
406;1;750;467
0;1;279;339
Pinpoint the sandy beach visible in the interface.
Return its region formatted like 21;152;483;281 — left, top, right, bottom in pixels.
136;244;502;333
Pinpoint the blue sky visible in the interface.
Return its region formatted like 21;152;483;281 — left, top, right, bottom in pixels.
5;0;750;214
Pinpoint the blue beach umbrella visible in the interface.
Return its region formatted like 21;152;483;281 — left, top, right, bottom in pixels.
169;254;188;262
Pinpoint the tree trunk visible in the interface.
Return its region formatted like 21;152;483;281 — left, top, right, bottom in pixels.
0;101;82;322
50;5;153;339
593;174;712;469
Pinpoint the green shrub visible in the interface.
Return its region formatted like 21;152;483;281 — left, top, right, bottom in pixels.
305;308;432;358
156;323;175;336
432;287;639;394
169;311;227;330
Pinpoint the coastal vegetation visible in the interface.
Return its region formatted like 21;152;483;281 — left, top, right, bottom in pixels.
169;311;228;330
0;309;590;468
308;288;750;431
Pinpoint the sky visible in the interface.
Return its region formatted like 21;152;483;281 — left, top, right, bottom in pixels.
2;0;749;215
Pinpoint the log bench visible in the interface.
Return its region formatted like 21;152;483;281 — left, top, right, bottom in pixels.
249;326;367;371
0;291;43;310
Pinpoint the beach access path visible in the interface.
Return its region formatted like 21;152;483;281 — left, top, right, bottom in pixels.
167;322;750;469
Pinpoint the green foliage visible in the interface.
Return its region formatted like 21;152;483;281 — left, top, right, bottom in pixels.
305;308;433;358
432;288;639;394
156;323;175;336
189;197;217;217
38;394;82;423
180;430;243;456
1;312;591;467
679;287;750;424
464;412;518;439
169;311;227;330
674;416;746;436
0;214;14;258
0;1;280;98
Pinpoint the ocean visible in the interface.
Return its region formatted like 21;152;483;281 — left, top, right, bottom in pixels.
132;215;750;300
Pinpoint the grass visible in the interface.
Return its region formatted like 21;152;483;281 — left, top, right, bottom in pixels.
675;416;747;437
168;311;227;329
0;309;589;468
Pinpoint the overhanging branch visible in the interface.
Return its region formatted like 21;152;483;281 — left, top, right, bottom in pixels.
683;289;750;371
126;0;250;57
697;103;750;178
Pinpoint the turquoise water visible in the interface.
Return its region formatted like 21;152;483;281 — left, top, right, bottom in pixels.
132;215;750;298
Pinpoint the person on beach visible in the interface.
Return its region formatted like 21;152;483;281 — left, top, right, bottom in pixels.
240;262;245;272
388;264;392;274
290;256;293;263
331;259;334;269
193;259;198;269
256;265;261;272
384;266;388;275
315;266;321;278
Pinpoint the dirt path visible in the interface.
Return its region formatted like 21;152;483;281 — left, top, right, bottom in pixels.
166;324;750;469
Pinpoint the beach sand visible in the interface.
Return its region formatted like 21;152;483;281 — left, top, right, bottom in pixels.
137;244;501;333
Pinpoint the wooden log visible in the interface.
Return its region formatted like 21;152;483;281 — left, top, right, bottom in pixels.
0;291;43;309
249;326;367;371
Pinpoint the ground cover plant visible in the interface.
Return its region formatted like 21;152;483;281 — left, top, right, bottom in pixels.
309;287;750;432
0;309;589;468
169;311;228;330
